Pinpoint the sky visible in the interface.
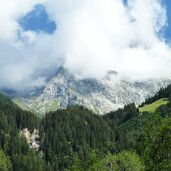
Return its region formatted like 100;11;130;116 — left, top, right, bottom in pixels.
0;0;171;92
164;0;171;41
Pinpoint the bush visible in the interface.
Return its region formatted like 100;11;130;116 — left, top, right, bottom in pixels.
91;151;144;171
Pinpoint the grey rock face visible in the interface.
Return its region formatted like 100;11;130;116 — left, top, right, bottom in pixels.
14;67;171;115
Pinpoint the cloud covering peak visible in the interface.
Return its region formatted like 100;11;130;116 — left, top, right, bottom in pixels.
0;0;171;92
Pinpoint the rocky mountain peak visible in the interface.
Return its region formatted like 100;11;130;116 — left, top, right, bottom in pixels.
13;67;171;116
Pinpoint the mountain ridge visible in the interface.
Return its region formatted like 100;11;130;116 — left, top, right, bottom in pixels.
13;67;171;115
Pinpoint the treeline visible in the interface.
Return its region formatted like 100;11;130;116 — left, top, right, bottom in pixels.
0;94;47;171
0;84;171;170
39;106;115;170
140;84;171;106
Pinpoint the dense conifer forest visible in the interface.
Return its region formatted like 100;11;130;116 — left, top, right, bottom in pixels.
0;85;171;171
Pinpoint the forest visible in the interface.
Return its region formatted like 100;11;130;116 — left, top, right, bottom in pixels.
0;85;171;171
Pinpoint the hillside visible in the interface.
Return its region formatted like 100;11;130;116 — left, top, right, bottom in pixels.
38;84;171;170
0;84;171;170
0;94;46;170
139;98;169;113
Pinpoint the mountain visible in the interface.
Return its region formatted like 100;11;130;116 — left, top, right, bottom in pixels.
13;67;171;115
0;85;171;170
35;86;171;170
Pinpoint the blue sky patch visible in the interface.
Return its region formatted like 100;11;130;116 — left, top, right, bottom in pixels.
123;0;171;42
19;4;56;34
18;1;171;42
163;0;171;42
123;0;128;6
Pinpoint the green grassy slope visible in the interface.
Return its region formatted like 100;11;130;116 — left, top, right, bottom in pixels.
139;98;169;113
13;98;60;117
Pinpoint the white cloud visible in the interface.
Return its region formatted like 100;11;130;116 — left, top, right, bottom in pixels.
0;0;44;41
0;0;171;92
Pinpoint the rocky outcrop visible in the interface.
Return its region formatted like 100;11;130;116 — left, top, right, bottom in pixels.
14;67;171;115
20;128;40;151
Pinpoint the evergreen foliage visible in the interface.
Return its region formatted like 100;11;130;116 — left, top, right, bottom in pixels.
91;151;145;171
140;84;171;106
0;94;45;170
39;106;115;170
0;84;171;170
0;150;11;171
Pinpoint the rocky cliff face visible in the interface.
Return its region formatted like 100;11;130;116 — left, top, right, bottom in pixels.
14;67;171;115
20;128;40;151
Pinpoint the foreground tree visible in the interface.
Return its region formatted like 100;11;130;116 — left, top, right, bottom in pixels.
91;151;144;171
0;150;11;171
138;114;171;171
